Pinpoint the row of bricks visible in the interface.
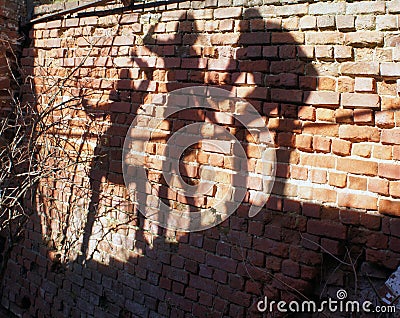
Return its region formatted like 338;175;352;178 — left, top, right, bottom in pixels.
30;13;400;45
131;162;399;209
25;45;400;68
25;68;400;101
139;179;399;214
142;170;400;207
27;71;400;102
127;122;400;147
30;79;397;109
31;1;400;30
25;87;400;130
31;30;400;51
144;138;400;165
16;205;400;256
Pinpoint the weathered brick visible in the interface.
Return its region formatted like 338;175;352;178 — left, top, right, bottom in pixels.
339;125;380;142
214;7;242;19
376;15;398;31
379;199;400;217
381;128;400;145
336;15;355;30
309;2;345;15
337;157;378;176
299;16;316;30
352;143;371;158
328;172;347;188
388;0;400;13
338;192;378;210
368;177;389;195
303;91;339;106
316;108;335;122
346;1;386;14
341;93;380;108
307;219;347;240
354;77;375;93
353;109;373;124
317;16;335;29
306;32;344;45
334;45;353;59
378;162;400;180
275;4;308;17
340;62;380;76
381;63;400;77
332;139;351;156
315;45;333;59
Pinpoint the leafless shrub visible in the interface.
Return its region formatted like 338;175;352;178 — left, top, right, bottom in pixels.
0;36;96;279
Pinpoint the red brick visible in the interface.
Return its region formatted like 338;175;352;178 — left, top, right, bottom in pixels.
366;232;388;249
390;181;400;198
375;111;395;128
239;32;271;45
338;192;377;210
299;76;317;90
339;125;380;142
208;58;237;71
270;61;304;74
381;62;400;77
317;108;335;123
381;97;400;111
366;249;400;270
214;7;242;19
348;175;367;190
281;260;300;278
368;178;389;195
354;109;373;124
373;145;392;160
381;128;400;145
307;219;347;240
303;123;339;137
339;209;360;225
295;135;312;151
378;162;400;180
306;31;344;45
335;109;353;123
360;213;381;230
321;238;342;255
271;89;303;103
303;91;339;106
354;77;375;92
332;139;351;156
210;33;240;46
334;45;353;59
389;237;400;253
379;199;400;216
309;169;327;184
340;62;380;76
313;136;331;153
341;93;380;108
329;172;347;188
300;153;336;169
298;106;316;120
291;166;308;180
345;31;383;46
337;157;377;176
352;143;372;158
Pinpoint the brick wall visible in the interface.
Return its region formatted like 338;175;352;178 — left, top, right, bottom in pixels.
2;1;400;317
0;0;25;112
